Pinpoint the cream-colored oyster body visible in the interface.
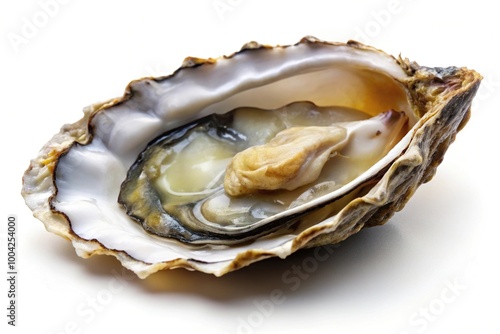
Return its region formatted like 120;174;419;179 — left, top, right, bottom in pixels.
22;37;481;277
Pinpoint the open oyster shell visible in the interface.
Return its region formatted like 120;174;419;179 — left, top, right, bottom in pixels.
22;37;481;278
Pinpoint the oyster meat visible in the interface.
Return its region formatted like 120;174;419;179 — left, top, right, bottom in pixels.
119;104;408;244
22;37;481;277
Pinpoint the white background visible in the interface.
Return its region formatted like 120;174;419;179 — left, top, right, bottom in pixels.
2;0;499;333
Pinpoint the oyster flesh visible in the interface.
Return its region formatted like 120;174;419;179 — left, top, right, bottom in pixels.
22;37;481;277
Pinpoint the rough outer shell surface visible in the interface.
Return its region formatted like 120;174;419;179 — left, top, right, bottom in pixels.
22;37;481;278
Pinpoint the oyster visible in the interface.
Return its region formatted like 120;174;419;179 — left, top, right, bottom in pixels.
22;37;481;277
